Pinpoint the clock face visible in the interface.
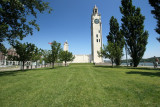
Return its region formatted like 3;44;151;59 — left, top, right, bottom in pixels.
94;19;99;24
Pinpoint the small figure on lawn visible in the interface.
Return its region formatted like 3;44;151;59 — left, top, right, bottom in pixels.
153;56;159;68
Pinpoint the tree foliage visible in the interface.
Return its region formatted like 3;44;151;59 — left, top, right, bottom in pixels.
98;43;116;67
59;51;75;66
0;0;52;51
107;16;124;66
11;41;36;70
31;47;43;68
42;50;52;66
98;16;124;67
120;0;149;67
149;0;160;42
50;41;61;68
0;44;7;55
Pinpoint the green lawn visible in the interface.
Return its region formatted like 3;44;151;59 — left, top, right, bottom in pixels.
0;64;160;107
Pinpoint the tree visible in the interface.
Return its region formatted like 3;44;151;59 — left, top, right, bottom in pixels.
149;0;160;42
42;50;52;67
0;44;7;55
0;0;52;51
98;43;116;67
107;16;124;66
11;41;36;70
50;41;61;68
31;47;43;69
120;0;149;67
59;51;75;66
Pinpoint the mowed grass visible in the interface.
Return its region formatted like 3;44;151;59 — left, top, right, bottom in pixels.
0;64;160;107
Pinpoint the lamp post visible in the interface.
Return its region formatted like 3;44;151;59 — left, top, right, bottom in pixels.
125;43;128;67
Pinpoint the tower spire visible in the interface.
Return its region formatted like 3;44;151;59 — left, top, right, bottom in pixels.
94;5;97;8
93;5;98;14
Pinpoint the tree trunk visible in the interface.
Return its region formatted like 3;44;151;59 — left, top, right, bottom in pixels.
132;55;140;67
133;60;139;67
31;61;32;69
35;61;37;68
133;64;138;67
111;59;114;67
20;61;22;70
115;57;121;66
125;44;128;67
65;61;66;66
22;61;25;70
52;62;54;68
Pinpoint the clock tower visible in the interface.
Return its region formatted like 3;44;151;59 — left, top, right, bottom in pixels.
91;5;103;63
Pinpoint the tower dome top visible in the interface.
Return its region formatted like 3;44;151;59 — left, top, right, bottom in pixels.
64;40;68;44
94;5;98;9
93;5;98;14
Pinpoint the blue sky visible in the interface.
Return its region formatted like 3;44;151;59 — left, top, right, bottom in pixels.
5;0;160;59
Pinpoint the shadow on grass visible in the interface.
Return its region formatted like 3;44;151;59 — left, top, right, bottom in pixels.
0;70;24;76
126;71;160;77
95;65;160;71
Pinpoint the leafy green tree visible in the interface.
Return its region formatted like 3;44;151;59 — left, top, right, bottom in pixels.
51;41;61;68
31;47;43;69
47;53;53;67
0;44;7;55
149;0;160;42
12;41;36;70
107;16;124;66
0;0;52;51
39;57;44;68
59;51;75;66
42;50;52;67
98;43;116;67
120;0;149;67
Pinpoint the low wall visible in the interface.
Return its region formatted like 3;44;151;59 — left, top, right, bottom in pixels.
71;55;91;63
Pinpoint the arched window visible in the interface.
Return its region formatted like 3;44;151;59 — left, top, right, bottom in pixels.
95;9;97;13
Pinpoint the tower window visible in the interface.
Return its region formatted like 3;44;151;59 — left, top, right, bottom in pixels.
97;39;98;42
96;34;98;38
99;39;100;42
95;9;97;13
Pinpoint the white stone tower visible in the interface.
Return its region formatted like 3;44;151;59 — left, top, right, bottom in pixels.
91;5;103;63
63;40;69;51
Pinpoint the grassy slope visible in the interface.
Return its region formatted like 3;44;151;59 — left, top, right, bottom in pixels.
0;64;160;107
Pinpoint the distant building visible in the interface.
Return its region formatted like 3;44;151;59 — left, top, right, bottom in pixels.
72;55;92;63
63;40;92;63
63;5;103;63
0;47;19;65
63;40;69;51
91;5;103;63
0;52;5;61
